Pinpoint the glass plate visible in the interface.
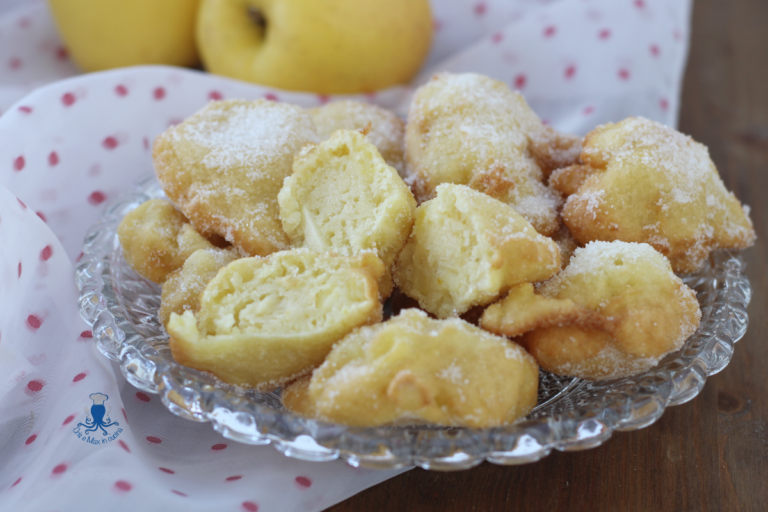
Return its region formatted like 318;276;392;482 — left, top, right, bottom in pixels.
75;174;751;471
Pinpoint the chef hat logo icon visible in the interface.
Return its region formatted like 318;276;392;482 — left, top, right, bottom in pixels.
72;392;120;439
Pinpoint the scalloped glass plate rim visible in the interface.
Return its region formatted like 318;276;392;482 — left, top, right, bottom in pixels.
75;174;752;470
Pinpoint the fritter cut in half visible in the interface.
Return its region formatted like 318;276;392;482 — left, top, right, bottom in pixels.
394;184;561;318
167;250;384;390
279;129;416;297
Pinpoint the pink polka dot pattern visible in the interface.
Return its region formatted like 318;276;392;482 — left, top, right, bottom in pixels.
146;436;162;444
52;464;67;475
211;444;227;451
61;93;75;107
114;480;132;492
27;315;42;330
118;440;131;453
242;502;259;512
72;372;86;382
136;392;151;402
88;191;106;205
101;137;118;150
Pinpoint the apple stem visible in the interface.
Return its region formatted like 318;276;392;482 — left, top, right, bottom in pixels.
248;6;267;32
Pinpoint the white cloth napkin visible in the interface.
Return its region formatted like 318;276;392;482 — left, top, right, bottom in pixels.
0;0;692;510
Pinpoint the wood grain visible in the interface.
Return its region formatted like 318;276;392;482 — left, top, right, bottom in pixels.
328;0;768;510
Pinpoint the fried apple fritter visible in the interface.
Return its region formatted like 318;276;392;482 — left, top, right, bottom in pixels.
284;309;539;428
519;241;701;380
394;184;561;318
153;99;318;257
556;117;755;273
278;129;416;298
117;198;215;283
404;73;579;235
167;250;384;390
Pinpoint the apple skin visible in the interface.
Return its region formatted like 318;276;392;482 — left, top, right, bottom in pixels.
48;0;201;72
197;0;433;94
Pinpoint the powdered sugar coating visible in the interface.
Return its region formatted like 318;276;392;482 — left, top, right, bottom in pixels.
404;73;569;236
292;309;539;428
562;117;755;273
523;240;702;380
154;100;319;257
310;100;406;177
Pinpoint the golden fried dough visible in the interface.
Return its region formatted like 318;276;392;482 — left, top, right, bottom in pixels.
404;73;578;235
159;248;239;327
117;198;215;283
394;184;561;318
278;129;416;298
557;117;755;273
549;225;579;269
309;100;406;177
286;309;538;428
167;250;384;390
520;241;702;380
153;99;318;257
480;283;609;338
281;375;317;418
528;125;583;180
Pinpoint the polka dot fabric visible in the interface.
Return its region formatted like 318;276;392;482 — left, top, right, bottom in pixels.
0;0;692;510
0;181;401;510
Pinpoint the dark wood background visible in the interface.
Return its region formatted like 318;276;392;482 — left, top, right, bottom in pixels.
329;0;768;510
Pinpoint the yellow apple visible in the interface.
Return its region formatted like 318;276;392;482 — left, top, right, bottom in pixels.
48;0;201;72
196;0;433;94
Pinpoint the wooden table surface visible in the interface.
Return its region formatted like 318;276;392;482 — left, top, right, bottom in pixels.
328;0;768;510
